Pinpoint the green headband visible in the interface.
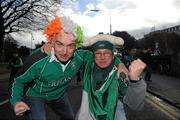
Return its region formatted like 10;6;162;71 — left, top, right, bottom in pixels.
92;41;114;52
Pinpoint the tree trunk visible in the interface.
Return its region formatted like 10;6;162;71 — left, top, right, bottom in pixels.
0;24;5;62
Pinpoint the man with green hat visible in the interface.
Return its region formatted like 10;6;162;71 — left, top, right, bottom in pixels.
76;34;147;120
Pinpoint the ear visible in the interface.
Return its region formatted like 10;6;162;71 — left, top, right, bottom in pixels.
51;35;56;45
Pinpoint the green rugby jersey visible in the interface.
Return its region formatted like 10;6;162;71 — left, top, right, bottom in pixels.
10;49;91;105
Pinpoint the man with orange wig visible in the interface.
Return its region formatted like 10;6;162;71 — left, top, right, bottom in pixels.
9;16;127;120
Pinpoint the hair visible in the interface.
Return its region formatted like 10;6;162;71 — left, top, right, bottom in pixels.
43;16;84;46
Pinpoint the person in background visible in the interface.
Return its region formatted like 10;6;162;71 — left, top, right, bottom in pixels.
9;16;128;120
7;52;23;90
142;48;153;82
76;34;147;120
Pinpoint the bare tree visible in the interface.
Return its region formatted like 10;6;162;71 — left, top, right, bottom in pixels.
0;0;62;57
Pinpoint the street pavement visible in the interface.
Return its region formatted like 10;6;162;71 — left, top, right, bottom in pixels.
0;72;180;120
147;73;180;109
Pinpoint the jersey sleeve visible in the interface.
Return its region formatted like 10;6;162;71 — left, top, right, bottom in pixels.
9;60;41;105
9;48;47;105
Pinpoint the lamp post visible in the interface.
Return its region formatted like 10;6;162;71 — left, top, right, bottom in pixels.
90;9;112;34
30;32;34;54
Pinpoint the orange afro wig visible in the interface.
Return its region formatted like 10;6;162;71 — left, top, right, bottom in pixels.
43;16;62;43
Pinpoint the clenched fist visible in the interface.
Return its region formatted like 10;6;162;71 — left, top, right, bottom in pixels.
14;102;30;116
128;59;146;81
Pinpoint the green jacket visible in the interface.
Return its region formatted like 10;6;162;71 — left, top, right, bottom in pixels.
76;58;147;120
10;49;122;105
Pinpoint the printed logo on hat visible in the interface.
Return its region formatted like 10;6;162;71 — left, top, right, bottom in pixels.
98;44;105;47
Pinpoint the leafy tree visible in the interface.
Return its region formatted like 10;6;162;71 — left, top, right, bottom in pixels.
35;41;45;49
0;0;62;56
18;45;30;59
138;32;180;55
4;35;18;61
113;31;136;50
136;35;156;49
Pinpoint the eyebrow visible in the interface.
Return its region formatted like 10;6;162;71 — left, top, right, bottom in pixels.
55;41;76;46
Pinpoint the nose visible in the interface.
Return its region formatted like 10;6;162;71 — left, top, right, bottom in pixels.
100;53;105;59
62;46;68;55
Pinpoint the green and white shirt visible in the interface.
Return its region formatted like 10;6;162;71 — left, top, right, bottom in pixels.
10;49;91;105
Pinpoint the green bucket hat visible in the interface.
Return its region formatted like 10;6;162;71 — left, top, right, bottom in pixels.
92;40;114;52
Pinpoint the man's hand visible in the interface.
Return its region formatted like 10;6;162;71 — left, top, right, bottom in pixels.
128;59;146;81
14;102;30;116
41;43;52;55
117;63;129;80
